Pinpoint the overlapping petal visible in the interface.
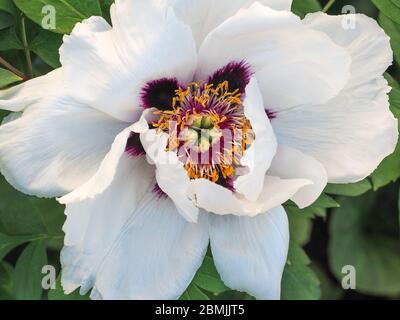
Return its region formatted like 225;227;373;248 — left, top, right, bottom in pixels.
209;206;289;300
60;1;197;122
58;124;137;204
196;4;351;111
188;176;311;216
234;78;277;201
90;201;208;300
268;145;328;208
61;150;209;300
139;127;200;223
0;96;126;197
61;155;154;294
170;0;292;47
0;68;62;112
272;13;398;183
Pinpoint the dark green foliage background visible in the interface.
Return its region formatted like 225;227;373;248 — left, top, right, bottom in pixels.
0;0;399;300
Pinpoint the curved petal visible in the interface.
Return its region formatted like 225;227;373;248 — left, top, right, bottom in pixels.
196;3;351;110
234;78;277;201
61;2;197;122
267;145;327;208
139;127;199;223
61;154;155;295
0;96;126;197
188;176;311;217
58;124;137;204
140;122;308;218
170;0;292;47
0;68;62;112
303;12;393;87
209;206;289;300
110;0;197;85
272;13;398;183
90;202;208;300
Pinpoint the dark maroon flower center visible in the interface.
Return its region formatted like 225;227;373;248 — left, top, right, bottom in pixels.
125;61;273;193
141;61;253;111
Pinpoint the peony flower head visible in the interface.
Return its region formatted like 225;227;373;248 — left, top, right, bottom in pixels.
0;0;397;300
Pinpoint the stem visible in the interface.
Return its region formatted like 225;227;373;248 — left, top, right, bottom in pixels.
20;16;33;79
0;56;27;80
322;0;337;13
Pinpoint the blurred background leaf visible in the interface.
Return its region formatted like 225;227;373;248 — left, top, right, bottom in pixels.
329;186;400;297
0;68;22;87
281;243;321;300
13;240;47;300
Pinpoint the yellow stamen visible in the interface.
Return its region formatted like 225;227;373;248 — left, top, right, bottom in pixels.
152;80;254;186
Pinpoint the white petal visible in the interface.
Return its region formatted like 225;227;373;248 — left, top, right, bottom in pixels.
234;78;277;201
268;145;327;208
0;96;126;197
58;124;137;204
170;0;292;47
272;13;398;183
61;155;155;295
61;3;197;123
0;68;62;112
89;201;208;300
303;12;393;88
196;3;351;110
61;156;208;299
188;176;311;217
209;206;289;300
139;127;199;223
110;0;197;84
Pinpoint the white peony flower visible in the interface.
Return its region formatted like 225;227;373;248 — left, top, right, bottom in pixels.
0;0;398;299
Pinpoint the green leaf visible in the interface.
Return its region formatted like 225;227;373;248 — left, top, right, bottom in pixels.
0;0;17;15
13;240;48;300
0;11;13;30
99;0;113;23
372;0;400;24
310;194;340;211
291;0;321;18
379;13;400;64
0;176;65;239
0;262;15;299
329;188;400;297
372;145;400;189
285;193;340;219
13;0;102;34
311;263;343;300
192;256;228;295
48;275;89;300
0;27;23;50
181;284;210;300
30;30;62;68
0;68;22;88
325;179;372;197
180;255;228;300
287;210;313;246
281;242;321;300
0;233;41;261
386;73;400;90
